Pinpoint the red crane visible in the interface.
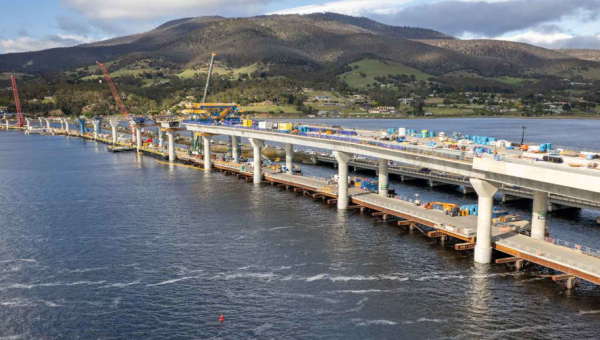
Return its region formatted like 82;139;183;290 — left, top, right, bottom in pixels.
10;75;23;128
97;61;128;117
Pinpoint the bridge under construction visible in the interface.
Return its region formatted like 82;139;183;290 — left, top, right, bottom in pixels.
3;115;600;291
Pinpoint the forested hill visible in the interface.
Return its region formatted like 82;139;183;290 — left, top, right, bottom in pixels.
0;13;598;78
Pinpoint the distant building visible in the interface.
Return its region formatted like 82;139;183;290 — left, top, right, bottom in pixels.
317;110;328;116
398;98;414;105
315;96;332;101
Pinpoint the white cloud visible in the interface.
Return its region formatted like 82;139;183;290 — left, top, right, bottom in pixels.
65;0;278;20
268;0;412;16
0;34;97;53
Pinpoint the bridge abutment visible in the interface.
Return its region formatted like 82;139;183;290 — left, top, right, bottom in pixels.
333;151;352;210
470;178;500;264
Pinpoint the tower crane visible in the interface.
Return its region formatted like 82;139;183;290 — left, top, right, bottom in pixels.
96;61;128;117
10;75;24;128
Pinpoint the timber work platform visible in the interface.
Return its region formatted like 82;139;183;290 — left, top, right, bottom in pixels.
263;173;600;286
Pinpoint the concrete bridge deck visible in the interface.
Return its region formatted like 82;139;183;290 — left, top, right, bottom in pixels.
316;155;600;212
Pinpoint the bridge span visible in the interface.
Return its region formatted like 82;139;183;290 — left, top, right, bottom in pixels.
184;123;600;270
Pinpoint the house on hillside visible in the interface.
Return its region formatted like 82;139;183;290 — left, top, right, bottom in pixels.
315;95;332;101
398;98;414;105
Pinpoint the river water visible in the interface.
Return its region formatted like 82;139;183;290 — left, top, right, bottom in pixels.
1;118;600;339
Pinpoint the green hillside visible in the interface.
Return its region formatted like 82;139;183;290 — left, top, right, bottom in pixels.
339;59;433;88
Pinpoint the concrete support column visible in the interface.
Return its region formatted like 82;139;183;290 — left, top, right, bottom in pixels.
333;151;352;210
378;158;389;197
92;121;100;139
285;143;294;174
249;138;263;184
470;178;500;264
5;119;8;130
110;121;119;144
25;118;32;130
135;126;143;151
202;135;212;170
231;136;240;163
38;117;43;128
45;118;51;130
531;191;549;240
63;119;70;133
131;125;136;143
157;127;164;148
166;131;175;162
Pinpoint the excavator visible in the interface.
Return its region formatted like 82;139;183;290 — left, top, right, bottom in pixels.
185;53;243;124
423;202;460;217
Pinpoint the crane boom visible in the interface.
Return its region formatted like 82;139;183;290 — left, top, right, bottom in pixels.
202;53;217;104
97;61;128;117
10;75;23;127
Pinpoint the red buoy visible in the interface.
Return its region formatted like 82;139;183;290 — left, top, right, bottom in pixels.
220;314;224;323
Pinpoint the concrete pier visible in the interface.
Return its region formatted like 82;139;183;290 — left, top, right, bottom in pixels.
166;131;175;162
249;138;263;184
92;120;101;140
38;117;43;128
232;136;240;163
25;118;32;130
531;191;549;240
157;127;164;148
64;118;70;133
462;186;476;195
470;178;500;264
333;151;352;210
379;158;389;197
135;126;143;151
285;143;294;174
44;118;51;130
203;135;212;170
110;121;119;144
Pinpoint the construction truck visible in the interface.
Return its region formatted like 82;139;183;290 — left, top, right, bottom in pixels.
424;202;460;217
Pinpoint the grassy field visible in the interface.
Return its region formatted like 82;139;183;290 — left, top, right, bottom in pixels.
241;104;300;113
494;76;532;85
444;71;532;85
178;63;262;79
339;59;433;88
577;67;600;80
0;72;27;80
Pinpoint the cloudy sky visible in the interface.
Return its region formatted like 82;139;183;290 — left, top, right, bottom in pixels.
2;0;600;54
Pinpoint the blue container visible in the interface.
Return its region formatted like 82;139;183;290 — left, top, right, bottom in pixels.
539;144;547;152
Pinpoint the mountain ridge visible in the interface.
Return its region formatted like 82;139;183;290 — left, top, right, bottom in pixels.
0;13;598;78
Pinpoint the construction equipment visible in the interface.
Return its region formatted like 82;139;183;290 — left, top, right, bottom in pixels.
202;53;217;104
424;202;460;217
97;61;128;117
10;75;24;128
185;54;243;124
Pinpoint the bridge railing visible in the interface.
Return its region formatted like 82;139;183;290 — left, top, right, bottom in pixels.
187;122;474;164
495;236;600;276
